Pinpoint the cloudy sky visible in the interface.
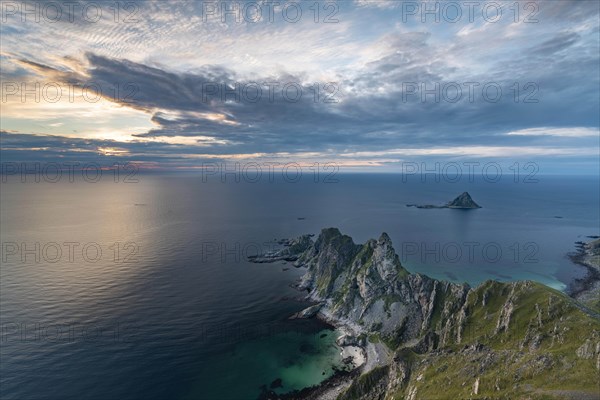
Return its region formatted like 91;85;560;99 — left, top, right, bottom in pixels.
1;0;599;173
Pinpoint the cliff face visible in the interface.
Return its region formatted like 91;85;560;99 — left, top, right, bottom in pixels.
340;279;600;400
270;228;600;399
295;228;468;345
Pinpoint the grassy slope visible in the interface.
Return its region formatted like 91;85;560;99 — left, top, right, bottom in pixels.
340;281;600;400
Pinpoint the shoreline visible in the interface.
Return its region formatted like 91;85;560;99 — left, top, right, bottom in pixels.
273;317;387;400
566;239;600;304
259;321;365;400
277;368;361;400
275;297;390;399
284;238;600;399
256;315;365;400
262;235;600;399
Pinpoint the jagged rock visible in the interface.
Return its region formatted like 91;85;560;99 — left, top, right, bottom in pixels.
495;300;514;334
576;339;598;359
446;192;482;209
289;303;323;319
411;331;439;354
336;334;358;346
406;386;418;400
248;234;313;263
389;357;411;390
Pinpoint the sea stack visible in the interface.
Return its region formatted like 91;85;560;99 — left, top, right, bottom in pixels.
446;192;481;209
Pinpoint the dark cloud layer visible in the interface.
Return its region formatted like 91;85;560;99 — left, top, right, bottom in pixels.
21;48;596;153
1;0;599;171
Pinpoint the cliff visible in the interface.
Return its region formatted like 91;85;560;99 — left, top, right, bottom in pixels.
256;228;600;399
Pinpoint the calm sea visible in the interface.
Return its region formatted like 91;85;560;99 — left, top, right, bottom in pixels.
1;173;598;399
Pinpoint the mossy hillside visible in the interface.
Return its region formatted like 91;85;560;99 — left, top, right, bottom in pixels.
401;350;598;399
401;336;599;399
276;229;599;399
422;281;599;395
343;280;600;399
457;281;596;351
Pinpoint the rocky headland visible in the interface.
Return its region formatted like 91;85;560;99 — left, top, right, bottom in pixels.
252;228;600;399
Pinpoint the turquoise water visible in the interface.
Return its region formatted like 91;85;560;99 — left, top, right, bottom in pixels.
1;174;598;399
185;328;346;399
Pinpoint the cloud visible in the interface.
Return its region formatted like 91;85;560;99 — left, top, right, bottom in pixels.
506;127;599;138
530;31;580;55
1;0;599;172
354;0;400;10
339;145;599;158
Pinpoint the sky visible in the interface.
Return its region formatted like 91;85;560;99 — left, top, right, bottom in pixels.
1;0;599;173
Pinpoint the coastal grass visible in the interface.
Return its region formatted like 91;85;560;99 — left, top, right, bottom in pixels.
400;281;600;399
344;280;599;399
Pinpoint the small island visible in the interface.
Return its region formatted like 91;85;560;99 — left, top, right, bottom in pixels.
407;191;482;209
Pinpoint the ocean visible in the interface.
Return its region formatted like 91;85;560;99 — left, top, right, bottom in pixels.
1;173;598;399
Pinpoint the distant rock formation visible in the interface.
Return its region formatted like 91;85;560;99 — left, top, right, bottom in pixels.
446;191;481;208
407;191;481;209
247;235;313;263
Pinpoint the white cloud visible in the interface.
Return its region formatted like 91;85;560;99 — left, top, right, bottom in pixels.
339;146;599;158
506;127;599;138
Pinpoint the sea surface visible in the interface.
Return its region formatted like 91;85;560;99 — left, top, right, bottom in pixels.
1;173;598;399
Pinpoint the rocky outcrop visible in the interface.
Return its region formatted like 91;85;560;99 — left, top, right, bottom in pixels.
293;229;473;344
248;234;313;263
446;191;482;208
407;191;482;209
289;303;323;319
336;334;362;347
576;338;600;364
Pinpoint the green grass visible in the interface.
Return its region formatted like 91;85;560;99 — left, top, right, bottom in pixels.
401;281;600;399
349;280;600;399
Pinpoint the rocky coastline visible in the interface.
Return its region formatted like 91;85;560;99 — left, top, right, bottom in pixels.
567;238;600;311
257;306;388;400
250;233;396;398
251;228;600;399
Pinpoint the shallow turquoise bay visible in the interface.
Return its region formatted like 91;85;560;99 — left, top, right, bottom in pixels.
185;328;346;399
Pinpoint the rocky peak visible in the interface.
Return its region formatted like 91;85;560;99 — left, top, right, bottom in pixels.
372;233;408;282
446;192;481;209
378;232;392;245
